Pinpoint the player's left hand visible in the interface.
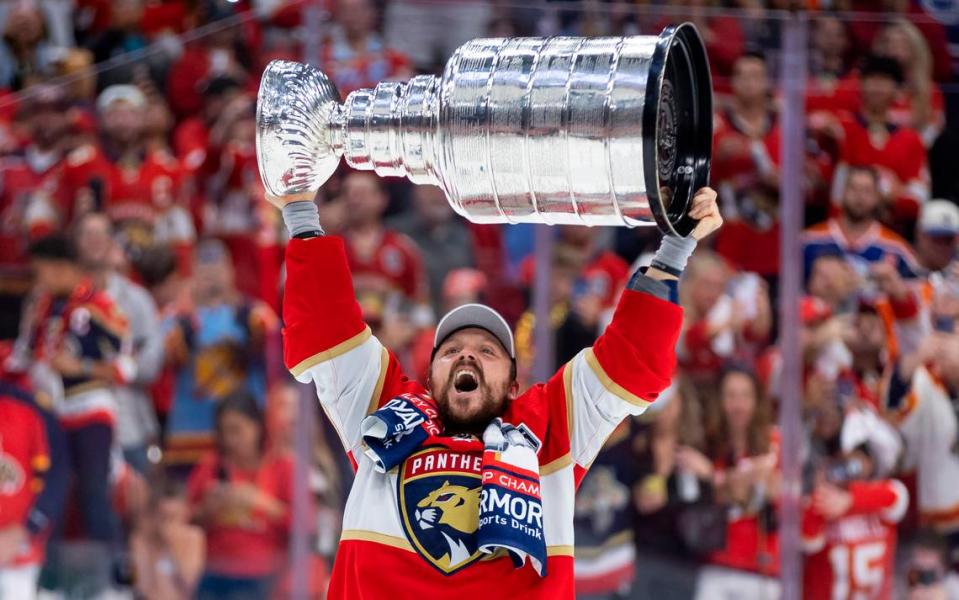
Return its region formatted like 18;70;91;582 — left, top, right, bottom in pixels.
687;187;722;241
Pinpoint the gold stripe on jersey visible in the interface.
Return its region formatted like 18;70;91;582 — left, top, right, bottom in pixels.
583;348;651;410
540;453;572;476
367;346;390;416
290;326;373;377
340;529;416;553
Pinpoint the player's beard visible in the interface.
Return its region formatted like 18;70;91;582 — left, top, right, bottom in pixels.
433;360;510;436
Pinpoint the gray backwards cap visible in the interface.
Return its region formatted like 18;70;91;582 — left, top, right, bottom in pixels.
433;304;515;359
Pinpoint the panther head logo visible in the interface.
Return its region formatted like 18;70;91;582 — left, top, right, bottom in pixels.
414;481;480;570
415;480;480;534
399;448;484;575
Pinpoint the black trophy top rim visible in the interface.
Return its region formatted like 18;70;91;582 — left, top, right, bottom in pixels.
642;22;713;237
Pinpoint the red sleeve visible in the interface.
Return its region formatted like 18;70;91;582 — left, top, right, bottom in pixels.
846;480;908;521
282;236;368;372
887;291;920;321
801;503;826;551
590;288;683;403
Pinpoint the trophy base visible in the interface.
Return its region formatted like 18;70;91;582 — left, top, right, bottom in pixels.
642;23;713;237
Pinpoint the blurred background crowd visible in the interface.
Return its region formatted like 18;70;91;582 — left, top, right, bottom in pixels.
0;0;958;598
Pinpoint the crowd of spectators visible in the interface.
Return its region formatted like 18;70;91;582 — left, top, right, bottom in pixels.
0;0;958;599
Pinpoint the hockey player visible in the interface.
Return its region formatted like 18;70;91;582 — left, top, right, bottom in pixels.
269;185;722;598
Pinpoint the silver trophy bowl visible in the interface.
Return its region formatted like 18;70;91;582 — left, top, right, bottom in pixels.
257;23;712;235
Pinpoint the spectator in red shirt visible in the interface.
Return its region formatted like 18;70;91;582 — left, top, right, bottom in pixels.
693;366;780;600
320;0;412;98
712;52;778;191
59;85;193;247
172;76;244;178
188;392;292;600
801;401;907;600
830;56;929;230
0;85;68;276
805;15;860;120
809;14;854;94
342;171;431;316
678;252;772;387
710;54;790;279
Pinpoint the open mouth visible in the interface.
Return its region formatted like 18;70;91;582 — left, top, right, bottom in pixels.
453;368;480;393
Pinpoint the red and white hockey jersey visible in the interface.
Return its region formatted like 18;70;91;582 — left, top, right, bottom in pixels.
802;480;908;600
892;366;959;533
283;236;682;599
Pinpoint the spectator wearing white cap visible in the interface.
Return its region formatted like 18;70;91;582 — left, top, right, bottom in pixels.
916;199;959;273
57;83;193;252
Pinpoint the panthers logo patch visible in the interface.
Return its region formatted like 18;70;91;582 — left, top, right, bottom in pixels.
398;447;484;575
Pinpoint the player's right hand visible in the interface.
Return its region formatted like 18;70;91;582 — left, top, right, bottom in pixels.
687;187;723;241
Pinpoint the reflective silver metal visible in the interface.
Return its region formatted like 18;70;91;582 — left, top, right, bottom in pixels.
256;23;712;235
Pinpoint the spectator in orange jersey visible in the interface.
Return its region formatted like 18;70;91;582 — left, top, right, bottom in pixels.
804;165;921;282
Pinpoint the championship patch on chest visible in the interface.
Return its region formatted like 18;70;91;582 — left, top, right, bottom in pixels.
398;446;484;575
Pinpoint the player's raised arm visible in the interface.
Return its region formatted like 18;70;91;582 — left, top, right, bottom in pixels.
270;194;415;458
561;188;722;474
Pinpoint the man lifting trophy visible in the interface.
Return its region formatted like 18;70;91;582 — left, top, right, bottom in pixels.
258;23;721;599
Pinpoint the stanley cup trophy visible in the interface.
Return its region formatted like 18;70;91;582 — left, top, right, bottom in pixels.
256;23;712;236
